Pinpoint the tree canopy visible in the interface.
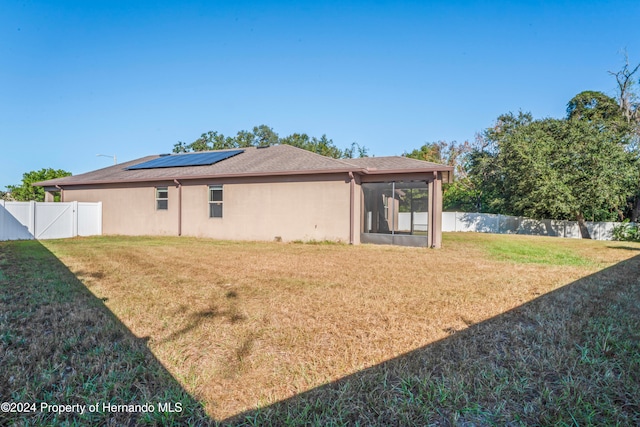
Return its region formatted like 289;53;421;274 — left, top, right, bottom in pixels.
468;91;639;238
566;90;624;123
174;125;367;159
7;168;72;202
403;140;479;211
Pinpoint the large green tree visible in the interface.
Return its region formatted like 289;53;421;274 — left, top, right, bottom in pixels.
470;92;639;238
174;125;367;159
7;168;72;202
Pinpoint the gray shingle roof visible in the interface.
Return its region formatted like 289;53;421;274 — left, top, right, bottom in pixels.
341;156;447;170
35;145;452;187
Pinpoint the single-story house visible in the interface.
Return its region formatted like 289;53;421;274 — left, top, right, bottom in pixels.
35;145;453;247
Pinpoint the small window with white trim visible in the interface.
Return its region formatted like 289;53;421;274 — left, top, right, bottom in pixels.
156;187;168;210
209;185;223;218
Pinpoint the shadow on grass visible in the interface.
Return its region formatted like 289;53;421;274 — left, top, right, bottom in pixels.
225;254;640;426
159;305;246;346
606;244;640;251
0;240;214;426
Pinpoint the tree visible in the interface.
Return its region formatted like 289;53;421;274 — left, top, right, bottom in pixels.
609;55;640;221
234;130;256;148
566;90;627;124
404;141;448;163
174;125;368;159
470;111;538;215
560;117;637;234
404;140;481;211
7;168;72;202
404;140;472;176
173;130;235;153
469;93;639;238
609;52;640;124
305;134;344;158
342;142;369;159
252;125;279;147
278;132;314;152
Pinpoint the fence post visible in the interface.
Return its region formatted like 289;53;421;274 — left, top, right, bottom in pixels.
97;202;103;235
29;201;36;237
72;201;79;237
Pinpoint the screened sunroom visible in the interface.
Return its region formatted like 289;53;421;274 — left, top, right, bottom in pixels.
361;180;431;247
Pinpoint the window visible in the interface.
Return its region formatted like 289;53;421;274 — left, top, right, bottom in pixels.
209;185;223;218
156;187;168;210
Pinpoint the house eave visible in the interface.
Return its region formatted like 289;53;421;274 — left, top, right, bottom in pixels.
361;167;454;183
35;165;454;188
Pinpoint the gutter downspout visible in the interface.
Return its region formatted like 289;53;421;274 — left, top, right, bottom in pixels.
348;172;355;245
55;185;64;202
430;171;443;248
173;179;182;236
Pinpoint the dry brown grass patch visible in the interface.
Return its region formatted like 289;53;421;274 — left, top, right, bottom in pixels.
40;233;640;421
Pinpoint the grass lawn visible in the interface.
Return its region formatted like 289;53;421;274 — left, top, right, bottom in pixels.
1;233;639;425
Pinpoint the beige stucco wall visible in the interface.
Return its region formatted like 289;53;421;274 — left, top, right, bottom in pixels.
181;176;352;242
63;182;180;236
62;174;356;243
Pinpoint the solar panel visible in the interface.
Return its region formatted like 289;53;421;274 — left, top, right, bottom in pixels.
127;150;244;170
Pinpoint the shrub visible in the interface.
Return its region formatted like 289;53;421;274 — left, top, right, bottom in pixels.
612;220;640;242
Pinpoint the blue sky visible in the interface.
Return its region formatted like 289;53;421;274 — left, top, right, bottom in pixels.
2;0;639;190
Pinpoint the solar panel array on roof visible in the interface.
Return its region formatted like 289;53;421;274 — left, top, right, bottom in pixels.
126;150;244;170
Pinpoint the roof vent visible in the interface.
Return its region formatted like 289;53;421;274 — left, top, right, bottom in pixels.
159;153;171;157
257;145;270;149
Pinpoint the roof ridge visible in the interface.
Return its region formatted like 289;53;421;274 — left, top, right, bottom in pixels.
165;147;256;155
272;144;356;166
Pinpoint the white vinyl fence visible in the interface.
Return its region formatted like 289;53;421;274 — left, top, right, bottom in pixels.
442;211;620;240
0;201;102;241
397;212;428;232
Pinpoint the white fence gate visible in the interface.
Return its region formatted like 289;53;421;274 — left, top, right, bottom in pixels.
0;201;102;241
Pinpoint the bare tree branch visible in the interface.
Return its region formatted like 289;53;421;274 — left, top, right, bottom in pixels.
608;51;640;123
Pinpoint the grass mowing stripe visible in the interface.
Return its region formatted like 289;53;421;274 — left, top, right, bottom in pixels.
451;232;594;266
485;239;590;266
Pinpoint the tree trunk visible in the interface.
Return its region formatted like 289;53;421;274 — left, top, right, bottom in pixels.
631;194;640;223
576;212;591;239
